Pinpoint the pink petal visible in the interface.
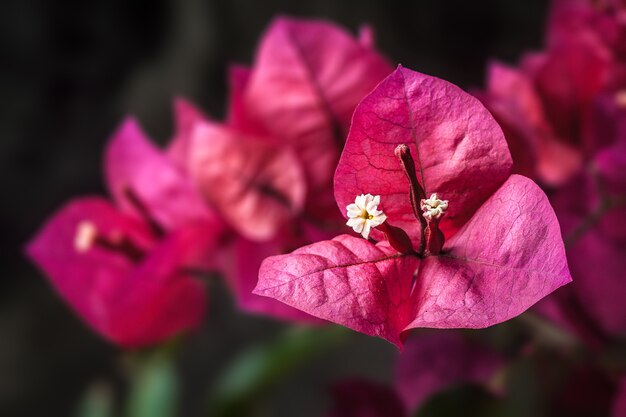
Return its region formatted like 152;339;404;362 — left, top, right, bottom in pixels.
335;66;512;244
167;97;208;167
105;118;219;231
395;332;504;411
565;226;626;336
25;198;207;347
105;225;211;347
188;120;306;241
226;64;268;136
406;175;571;329
244;17;392;213
254;234;419;347
531;37;611;145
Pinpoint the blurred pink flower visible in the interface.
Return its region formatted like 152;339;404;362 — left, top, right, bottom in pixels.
477;0;626;185
537;137;626;344
173;17;393;322
26;118;224;347
255;67;571;347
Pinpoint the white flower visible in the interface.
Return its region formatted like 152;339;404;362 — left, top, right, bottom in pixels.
346;194;387;239
420;193;448;221
74;221;98;253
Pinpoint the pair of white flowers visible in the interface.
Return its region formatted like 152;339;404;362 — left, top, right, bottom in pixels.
346;193;448;239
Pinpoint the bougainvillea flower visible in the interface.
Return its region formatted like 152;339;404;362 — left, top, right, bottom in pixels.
105;117;220;232
537;138;626;343
477;62;582;184
477;0;626;185
326;380;406;417
239;16;393;222
395;332;504;411
175;17;392;322
26;198;215;347
187;120;306;241
26;117;223;347
255;67;571;347
184;17;392;240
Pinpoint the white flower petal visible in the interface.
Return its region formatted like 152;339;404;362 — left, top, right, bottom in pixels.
355;194;367;209
361;222;372;239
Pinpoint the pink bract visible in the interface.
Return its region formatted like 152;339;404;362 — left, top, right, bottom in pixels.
539;138;626;342
181;17;392;323
477;0;626;185
105;117;219;232
26;198;212;347
255;67;571;347
243;16;393;220
27;116;224;347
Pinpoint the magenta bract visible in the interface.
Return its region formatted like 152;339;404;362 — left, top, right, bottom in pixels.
26;198;213;347
478;0;626;185
242;17;393;220
539;138;626;342
181;17;392;322
255;67;571;347
27;117;223;347
106;117;219;232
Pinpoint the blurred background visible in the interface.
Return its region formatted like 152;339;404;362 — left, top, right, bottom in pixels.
1;1;550;416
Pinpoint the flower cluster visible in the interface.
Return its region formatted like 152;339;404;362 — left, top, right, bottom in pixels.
25;4;626;415
27;17;392;346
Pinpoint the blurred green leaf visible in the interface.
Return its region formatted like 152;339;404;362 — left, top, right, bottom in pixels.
125;349;179;417
206;325;349;417
76;381;115;417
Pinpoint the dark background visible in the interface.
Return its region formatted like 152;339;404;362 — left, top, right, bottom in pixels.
0;1;549;416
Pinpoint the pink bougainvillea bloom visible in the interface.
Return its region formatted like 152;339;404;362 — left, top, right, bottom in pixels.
241;16;393;221
255;67;571;347
537;138;626;343
26;118;223;347
178;17;392;322
326;380;406;417
395;332;504;411
477;0;626;185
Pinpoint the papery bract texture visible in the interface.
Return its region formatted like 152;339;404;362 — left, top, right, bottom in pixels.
395;332;504;411
257;67;571;347
334;66;512;244
26;198;208;347
256;235;418;347
406;175;571;329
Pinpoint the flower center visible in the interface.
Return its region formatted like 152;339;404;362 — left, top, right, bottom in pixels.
73;220;145;262
420;193;449;221
346;194;387;239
